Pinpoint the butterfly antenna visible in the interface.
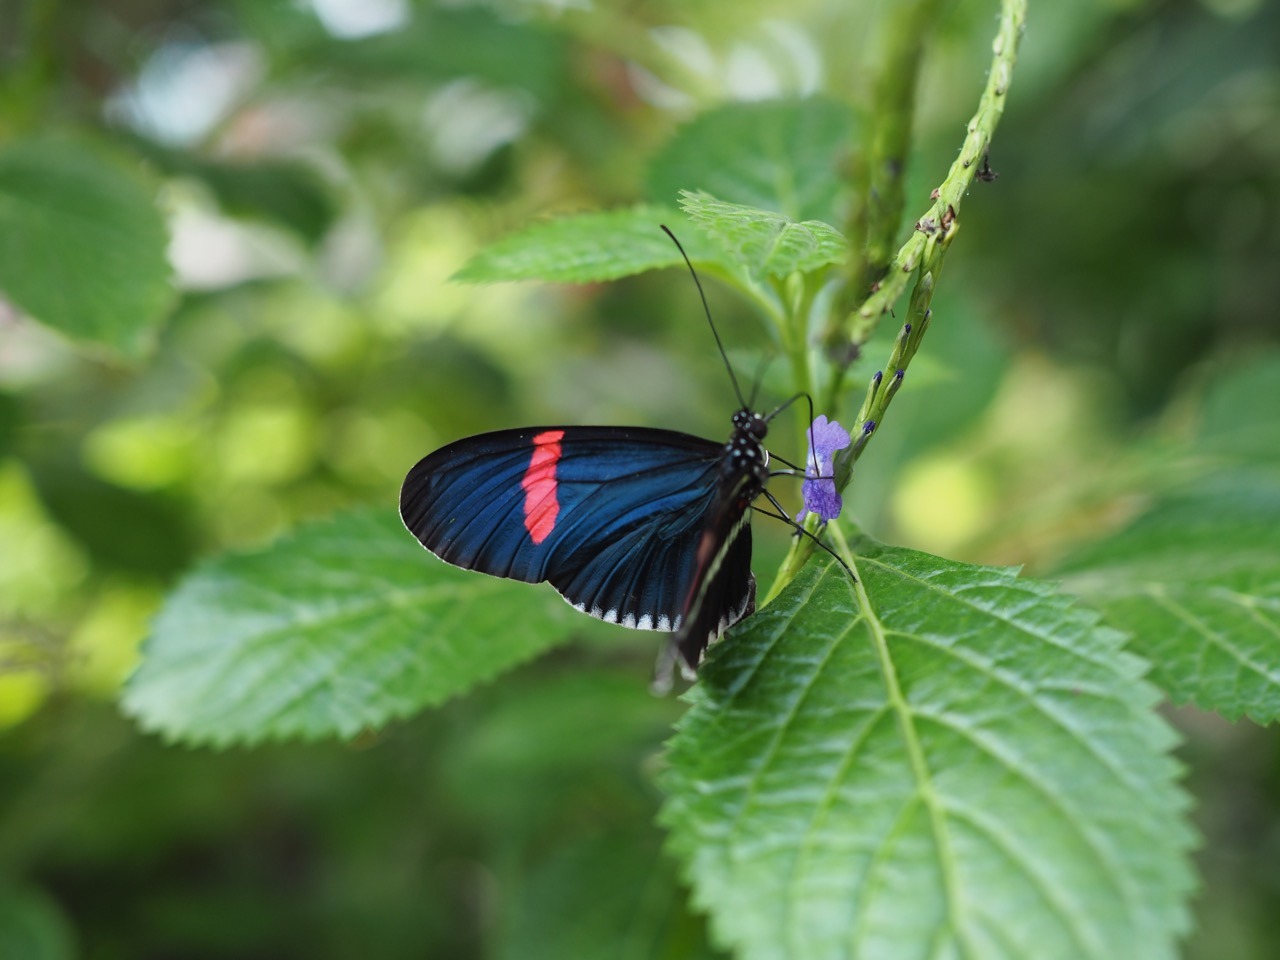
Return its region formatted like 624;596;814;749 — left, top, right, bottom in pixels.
748;354;775;410
764;391;807;423
661;225;748;410
758;489;855;580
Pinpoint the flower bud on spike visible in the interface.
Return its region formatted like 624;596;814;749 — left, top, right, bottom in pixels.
884;368;906;403
856;371;884;425
851;419;876;456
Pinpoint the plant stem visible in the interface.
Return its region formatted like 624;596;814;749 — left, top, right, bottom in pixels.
779;274;813;412
824;0;945;404
852;0;947;308
864;0;947;282
766;0;1028;602
1;0;61;137
837;0;1027;356
838;0;1026;464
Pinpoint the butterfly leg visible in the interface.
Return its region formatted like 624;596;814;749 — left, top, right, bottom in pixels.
755;489;855;581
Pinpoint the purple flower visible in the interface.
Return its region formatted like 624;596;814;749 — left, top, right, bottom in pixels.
796;415;851;522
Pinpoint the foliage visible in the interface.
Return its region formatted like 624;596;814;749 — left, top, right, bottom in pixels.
678;191;848;280
2;0;1280;958
663;546;1191;960
452;206;697;284
123;510;583;745
1057;356;1280;723
0;138;172;355
645;97;857;224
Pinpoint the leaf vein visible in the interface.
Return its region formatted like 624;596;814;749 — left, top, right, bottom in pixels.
1146;585;1280;687
887;629;1156;799
845;546;975;960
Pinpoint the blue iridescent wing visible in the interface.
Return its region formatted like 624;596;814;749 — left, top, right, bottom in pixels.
400;426;755;641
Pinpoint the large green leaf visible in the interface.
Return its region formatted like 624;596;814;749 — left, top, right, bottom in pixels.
647;98;857;223
662;542;1193;960
123;509;583;745
454;206;718;284
0;137;172;355
679;191;846;279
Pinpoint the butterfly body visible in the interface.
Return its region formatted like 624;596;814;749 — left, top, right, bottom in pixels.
400;409;771;675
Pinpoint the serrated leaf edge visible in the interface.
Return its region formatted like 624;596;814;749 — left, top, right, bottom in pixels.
662;544;1194;960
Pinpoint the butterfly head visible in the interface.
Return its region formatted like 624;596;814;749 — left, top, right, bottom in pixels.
732;408;768;441
725;409;770;485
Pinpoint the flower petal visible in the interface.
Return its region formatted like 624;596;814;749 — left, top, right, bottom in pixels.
796;415;851;522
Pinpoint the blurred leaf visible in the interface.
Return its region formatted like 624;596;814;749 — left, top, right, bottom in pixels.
0;884;75;960
1057;493;1280;723
1195;353;1280;472
327;7;566;101
123;508;583;745
1058;354;1280;722
147;147;338;245
647;98;857;223
845;285;1011;531
0;392;18;462
455;206;718;284
498;829;723;960
0;137;172;355
679;191;846;279
29;459;195;578
228;0;331;59
0;702;471;957
662;545;1193;960
442;670;679;830
446;671;674;787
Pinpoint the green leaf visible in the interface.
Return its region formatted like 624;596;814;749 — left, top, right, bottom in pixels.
0;884;75;960
1057;354;1280;721
1198;357;1280;449
1193;353;1280;491
0;390;19;461
0;137;173;355
442;672;681;817
326;6;567;102
143;146;338;245
30;456;196;577
497;828;724;960
454;206;718;284
123;508;582;746
1057;494;1280;723
647;97;857;223
679;191;846;279
661;541;1193;960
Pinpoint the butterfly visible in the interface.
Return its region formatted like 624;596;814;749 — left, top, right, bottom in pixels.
399;228;846;686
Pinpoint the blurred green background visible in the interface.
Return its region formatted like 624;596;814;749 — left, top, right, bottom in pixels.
1;0;1279;956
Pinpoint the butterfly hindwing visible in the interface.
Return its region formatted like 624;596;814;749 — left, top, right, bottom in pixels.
672;474;758;669
401;426;734;633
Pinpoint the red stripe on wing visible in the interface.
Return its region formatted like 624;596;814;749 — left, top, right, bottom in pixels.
521;429;565;544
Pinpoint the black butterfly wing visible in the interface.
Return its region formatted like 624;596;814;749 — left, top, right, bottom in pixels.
400;426;753;641
670;472;758;674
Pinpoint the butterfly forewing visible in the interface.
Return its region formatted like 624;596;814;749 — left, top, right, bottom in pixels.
402;426;731;632
402;412;774;679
